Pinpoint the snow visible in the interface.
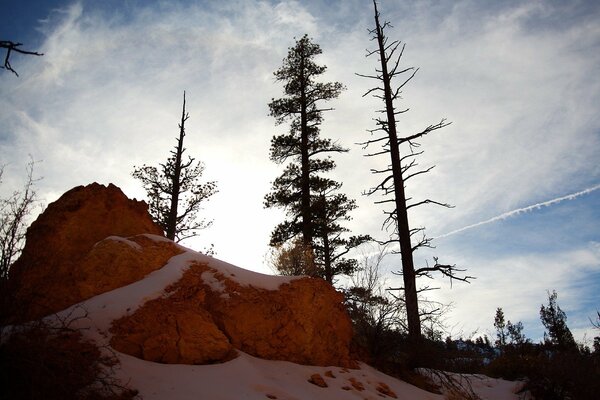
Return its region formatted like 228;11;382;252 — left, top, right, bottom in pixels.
113;352;527;400
467;375;529;400
116;351;442;400
46;234;300;342
147;234;300;291
40;234;526;400
98;236;143;250
189;247;301;291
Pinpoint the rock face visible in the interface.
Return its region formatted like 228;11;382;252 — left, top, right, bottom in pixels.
8;183;173;321
110;262;354;367
8;182;354;367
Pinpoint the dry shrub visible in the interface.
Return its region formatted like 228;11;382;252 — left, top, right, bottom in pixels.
486;348;600;400
0;321;138;400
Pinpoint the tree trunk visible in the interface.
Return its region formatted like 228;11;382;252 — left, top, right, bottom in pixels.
323;231;332;283
299;54;313;250
166;91;186;241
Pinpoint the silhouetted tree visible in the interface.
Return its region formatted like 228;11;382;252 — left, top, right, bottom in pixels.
344;245;404;362
358;0;471;344
269;187;370;283
266;34;360;277
507;320;527;345
494;307;508;348
132;91;217;242
1;41;43;76
494;307;529;352
0;159;39;280
591;311;600;330
540;290;576;350
311;185;371;283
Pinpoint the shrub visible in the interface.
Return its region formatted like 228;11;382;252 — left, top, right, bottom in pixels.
0;321;138;400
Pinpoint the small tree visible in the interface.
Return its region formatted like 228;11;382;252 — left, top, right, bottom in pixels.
591;311;600;355
506;320;527;345
1;40;43;76
0;159;39;280
540;290;576;350
345;245;405;362
132;91;217;242
494;308;508;348
268;238;316;277
311;185;371;283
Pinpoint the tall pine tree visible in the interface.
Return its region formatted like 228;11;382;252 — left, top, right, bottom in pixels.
265;35;368;281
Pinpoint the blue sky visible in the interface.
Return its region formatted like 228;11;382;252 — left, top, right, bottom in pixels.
1;0;599;344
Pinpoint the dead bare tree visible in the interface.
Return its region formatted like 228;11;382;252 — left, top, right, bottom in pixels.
1;41;43;76
132;91;217;242
0;159;40;280
358;0;473;345
591;311;600;330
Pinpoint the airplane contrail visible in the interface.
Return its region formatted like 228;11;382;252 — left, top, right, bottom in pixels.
435;183;600;239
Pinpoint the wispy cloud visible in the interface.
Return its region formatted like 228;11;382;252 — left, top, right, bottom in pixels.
436;184;600;239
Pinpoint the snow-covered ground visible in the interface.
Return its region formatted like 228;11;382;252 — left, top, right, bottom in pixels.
47;235;527;400
114;350;529;400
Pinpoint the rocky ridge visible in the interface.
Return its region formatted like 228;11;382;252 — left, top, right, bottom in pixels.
8;183;353;367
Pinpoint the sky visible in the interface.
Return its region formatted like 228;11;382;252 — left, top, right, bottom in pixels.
1;0;599;344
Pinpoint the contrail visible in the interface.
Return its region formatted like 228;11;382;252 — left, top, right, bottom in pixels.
436;183;600;239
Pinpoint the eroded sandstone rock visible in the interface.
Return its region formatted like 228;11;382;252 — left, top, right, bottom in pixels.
8;183;172;321
109;282;234;364
9;182;354;368
111;262;353;367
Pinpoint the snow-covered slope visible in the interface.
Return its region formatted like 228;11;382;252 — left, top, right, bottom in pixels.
46;235;525;400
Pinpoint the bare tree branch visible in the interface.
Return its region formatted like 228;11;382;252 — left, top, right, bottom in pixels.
1;41;43;77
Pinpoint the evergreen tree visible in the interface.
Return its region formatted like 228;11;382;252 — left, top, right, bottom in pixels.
506;320;527;345
540;290;576;350
312;184;371;283
265;35;367;281
494;307;508;348
132;91;217;242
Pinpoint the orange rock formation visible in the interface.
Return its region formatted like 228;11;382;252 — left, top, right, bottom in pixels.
8;183;172;321
110;262;353;367
8;183;354;367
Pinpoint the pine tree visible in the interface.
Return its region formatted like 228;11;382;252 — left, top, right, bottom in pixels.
266;34;367;280
540;290;576;350
494;307;508;348
312;185;371;283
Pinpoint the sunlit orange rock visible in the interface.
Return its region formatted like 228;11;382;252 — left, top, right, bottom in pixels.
8;183;174;321
308;373;328;388
109;279;234;364
111;262;354;367
8;182;354;367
